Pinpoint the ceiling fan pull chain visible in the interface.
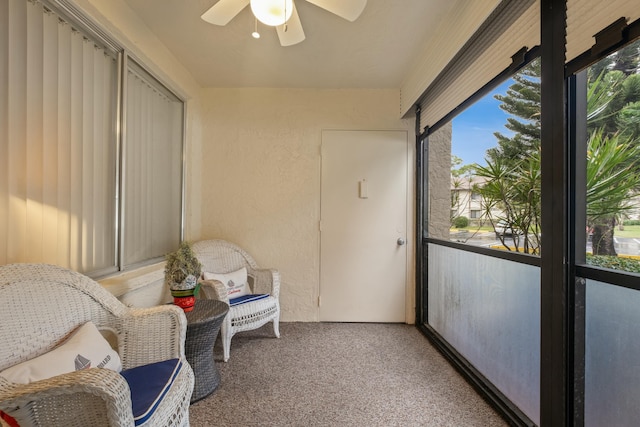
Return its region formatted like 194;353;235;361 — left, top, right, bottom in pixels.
252;17;260;39
284;0;288;32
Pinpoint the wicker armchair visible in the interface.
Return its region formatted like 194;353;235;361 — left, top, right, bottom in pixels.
192;240;280;362
0;264;194;427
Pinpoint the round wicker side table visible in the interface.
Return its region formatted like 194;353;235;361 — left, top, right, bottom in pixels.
184;299;229;403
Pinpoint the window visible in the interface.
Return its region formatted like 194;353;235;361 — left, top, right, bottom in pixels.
420;58;543;427
437;59;541;255
571;34;640;427
0;0;184;276
122;60;183;269
579;38;640;274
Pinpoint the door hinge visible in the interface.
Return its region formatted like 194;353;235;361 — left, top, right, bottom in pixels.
318;295;321;306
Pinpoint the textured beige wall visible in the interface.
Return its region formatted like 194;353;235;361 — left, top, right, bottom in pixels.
428;123;453;240
62;2;419;320
200;88;414;321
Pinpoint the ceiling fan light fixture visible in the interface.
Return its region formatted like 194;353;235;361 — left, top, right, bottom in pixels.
250;0;293;27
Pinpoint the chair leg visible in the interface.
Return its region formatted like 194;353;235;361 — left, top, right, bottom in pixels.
273;316;280;338
220;320;232;362
222;331;232;362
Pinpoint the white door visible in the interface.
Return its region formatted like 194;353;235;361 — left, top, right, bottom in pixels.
320;130;408;322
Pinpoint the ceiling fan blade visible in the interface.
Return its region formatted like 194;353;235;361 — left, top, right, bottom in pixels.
201;0;250;26
277;3;305;46
304;0;367;22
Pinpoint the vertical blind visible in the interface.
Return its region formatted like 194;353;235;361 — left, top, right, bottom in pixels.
0;0;118;273
0;0;185;275
123;61;182;268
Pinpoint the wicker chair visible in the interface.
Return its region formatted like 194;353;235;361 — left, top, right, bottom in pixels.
0;263;194;427
192;240;280;362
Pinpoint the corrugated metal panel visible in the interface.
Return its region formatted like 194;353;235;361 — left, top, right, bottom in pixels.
419;0;539;130
399;1;499;118
566;0;640;62
411;0;640;131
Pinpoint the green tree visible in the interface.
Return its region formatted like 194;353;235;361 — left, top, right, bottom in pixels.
587;130;640;255
587;69;624;123
478;46;640;257
487;59;540;165
611;41;640;75
476;153;541;254
617;100;640;141
588;40;640;135
585;39;640;255
479;60;542;253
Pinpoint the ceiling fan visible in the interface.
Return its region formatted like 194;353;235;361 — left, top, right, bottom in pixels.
201;0;367;46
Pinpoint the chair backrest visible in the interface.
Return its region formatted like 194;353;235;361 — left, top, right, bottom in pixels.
0;263;127;372
191;240;259;274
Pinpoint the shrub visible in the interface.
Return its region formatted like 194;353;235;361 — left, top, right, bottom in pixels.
586;254;640;273
623;219;640;226
453;216;469;228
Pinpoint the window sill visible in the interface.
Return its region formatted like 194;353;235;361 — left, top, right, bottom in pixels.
99;263;170;307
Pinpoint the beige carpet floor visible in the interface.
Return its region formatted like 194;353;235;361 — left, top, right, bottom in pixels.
189;322;508;427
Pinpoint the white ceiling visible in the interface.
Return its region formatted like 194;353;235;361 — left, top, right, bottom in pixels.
121;0;466;89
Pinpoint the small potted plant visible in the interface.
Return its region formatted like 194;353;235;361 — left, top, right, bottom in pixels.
164;241;202;312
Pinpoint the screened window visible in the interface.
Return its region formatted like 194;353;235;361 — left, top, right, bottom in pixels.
435;60;541;255
571;33;640;427
0;0;184;276
581;39;640;274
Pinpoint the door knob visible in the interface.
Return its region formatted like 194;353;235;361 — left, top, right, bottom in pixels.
397;238;406;246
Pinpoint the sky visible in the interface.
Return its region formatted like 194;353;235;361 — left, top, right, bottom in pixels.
451;79;515;167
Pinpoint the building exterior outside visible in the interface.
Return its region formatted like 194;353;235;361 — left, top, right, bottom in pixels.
451;174;501;227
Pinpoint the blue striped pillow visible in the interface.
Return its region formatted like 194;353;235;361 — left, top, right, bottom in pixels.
229;294;270;306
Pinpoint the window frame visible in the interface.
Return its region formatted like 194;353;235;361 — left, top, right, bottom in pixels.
414;48;543;427
415;10;640;427
567;17;640;292
14;0;187;277
420;48;542;266
117;53;186;273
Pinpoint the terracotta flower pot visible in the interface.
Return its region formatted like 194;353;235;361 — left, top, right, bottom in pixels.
170;282;200;312
173;294;196;312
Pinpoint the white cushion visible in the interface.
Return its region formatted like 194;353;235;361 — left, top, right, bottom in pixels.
203;267;249;299
0;321;122;384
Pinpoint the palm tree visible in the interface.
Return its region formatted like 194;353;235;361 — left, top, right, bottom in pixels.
477;57;640;257
585;50;640;255
476;152;541;255
586;129;640;255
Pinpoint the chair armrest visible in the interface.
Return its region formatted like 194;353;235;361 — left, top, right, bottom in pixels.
248;268;280;299
199;279;230;303
119;305;187;369
0;369;134;427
